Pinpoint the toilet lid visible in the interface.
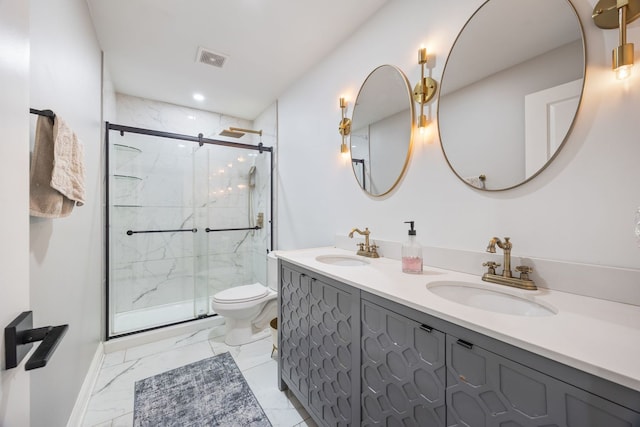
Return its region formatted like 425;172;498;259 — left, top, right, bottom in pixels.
213;283;269;303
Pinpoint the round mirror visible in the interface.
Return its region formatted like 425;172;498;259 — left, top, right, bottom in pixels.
438;0;585;191
350;65;414;197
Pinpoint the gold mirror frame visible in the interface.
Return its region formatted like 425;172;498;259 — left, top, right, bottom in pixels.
437;0;586;191
350;65;415;197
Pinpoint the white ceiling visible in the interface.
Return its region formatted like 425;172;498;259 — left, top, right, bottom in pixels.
86;0;389;120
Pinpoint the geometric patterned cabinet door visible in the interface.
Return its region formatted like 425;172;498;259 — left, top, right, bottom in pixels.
308;277;356;426
445;334;640;427
361;300;447;427
279;264;311;400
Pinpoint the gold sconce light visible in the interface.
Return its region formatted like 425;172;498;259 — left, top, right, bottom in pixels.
339;97;352;157
413;47;438;132
593;0;640;80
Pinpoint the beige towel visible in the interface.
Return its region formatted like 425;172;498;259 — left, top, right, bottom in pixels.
51;116;85;206
29;115;86;218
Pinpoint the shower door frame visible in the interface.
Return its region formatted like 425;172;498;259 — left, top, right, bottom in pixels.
105;122;274;340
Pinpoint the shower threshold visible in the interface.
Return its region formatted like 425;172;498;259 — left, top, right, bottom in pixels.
113;299;215;337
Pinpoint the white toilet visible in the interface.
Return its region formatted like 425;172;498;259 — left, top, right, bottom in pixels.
211;253;278;346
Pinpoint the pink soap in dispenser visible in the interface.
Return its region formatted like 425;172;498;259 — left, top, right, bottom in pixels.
402;221;423;274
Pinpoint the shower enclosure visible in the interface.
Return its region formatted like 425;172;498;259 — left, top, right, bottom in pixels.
106;123;273;338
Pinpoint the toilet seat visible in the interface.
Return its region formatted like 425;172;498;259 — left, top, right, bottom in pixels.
213;283;269;304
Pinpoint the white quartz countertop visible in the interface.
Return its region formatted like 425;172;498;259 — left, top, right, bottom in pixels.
276;247;640;393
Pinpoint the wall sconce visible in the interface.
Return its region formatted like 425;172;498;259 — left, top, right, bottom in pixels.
593;0;640;80
413;47;438;132
338;97;351;157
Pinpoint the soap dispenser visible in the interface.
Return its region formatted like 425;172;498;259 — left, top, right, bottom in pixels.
402;221;423;274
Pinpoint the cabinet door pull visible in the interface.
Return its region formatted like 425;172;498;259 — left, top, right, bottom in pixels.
419;324;433;333
456;339;473;349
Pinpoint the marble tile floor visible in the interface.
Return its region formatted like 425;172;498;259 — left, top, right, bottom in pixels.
82;325;317;427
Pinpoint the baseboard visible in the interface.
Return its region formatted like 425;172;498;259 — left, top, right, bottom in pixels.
66;342;104;427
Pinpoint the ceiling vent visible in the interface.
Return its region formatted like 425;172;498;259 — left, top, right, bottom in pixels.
196;47;228;68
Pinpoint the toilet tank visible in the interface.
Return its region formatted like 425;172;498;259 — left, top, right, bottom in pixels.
267;252;278;291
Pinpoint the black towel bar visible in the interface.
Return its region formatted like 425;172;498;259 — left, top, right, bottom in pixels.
126;228;198;235
205;226;261;233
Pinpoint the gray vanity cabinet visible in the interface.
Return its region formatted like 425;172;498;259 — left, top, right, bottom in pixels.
361;299;447;426
279;261;640;427
279;264;311;399
446;334;640;427
279;262;360;426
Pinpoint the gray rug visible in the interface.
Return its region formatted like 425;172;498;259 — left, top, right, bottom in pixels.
133;352;271;427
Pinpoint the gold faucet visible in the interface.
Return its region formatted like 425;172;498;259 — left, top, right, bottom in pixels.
348;227;379;258
482;237;536;290
486;237;513;277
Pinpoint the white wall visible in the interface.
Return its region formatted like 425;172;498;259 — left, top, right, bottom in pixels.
0;1;31;425
103;63;117;123
28;0;103;425
277;0;640;273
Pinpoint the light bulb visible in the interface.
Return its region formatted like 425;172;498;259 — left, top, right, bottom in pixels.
419;46;427;64
613;43;634;80
616;64;632;80
340;142;349;158
418;114;428;132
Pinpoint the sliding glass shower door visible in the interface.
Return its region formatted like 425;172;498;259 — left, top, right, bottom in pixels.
107;124;272;338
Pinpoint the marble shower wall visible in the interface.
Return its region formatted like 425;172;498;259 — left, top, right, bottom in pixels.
109;94;273;330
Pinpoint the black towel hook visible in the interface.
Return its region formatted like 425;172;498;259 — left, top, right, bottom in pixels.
5;311;68;371
29;108;55;124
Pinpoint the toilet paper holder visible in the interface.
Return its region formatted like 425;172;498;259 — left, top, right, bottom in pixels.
4;311;68;370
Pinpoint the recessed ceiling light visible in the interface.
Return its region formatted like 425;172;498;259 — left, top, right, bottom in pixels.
193;93;205;101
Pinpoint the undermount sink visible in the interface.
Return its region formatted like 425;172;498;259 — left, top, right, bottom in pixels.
427;281;556;317
315;255;370;266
